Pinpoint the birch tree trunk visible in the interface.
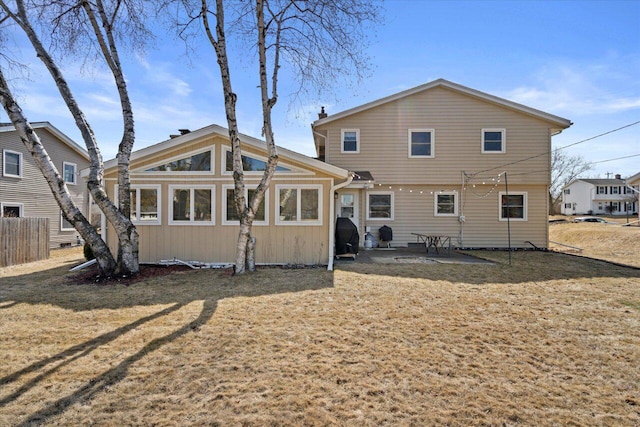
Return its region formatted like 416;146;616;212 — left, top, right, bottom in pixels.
0;70;118;275
0;0;139;275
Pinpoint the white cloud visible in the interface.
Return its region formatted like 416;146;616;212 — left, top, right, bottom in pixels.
504;59;640;116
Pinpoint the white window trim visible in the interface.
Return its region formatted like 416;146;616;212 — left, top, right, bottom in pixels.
115;184;162;225
1;202;24;217
366;191;394;221
434;191;458;217
275;184;323;226
60;211;75;231
63;162;78;185
136;147;215;175
498;191;527;221
3;149;23;178
168;185;215;226
222;184;269;226
220;145;307;175
408;128;435;158
481;128;506;154
341;129;360;154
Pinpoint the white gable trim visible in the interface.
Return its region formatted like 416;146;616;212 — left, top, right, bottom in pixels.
312;79;572;131
0;121;90;160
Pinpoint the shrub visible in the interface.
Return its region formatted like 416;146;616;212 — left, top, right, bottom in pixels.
83;242;95;261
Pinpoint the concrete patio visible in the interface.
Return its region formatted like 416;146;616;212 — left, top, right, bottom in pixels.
334;247;496;265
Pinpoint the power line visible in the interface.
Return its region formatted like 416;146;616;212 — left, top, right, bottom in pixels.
469;120;640;176
587;153;640;165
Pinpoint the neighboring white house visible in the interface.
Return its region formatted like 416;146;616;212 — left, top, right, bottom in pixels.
561;173;639;216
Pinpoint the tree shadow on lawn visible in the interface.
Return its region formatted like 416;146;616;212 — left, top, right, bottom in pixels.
0;265;333;426
336;250;640;284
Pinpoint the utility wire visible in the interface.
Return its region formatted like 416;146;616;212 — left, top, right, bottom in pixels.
469;120;640;176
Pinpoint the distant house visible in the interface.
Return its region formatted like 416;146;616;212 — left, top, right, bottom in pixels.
98;79;572;266
561;173;639;216
0;122;90;248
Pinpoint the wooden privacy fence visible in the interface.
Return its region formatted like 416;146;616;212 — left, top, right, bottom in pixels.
0;218;49;267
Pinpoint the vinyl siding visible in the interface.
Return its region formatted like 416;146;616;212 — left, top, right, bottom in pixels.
104;137;338;265
358;184;548;249
317;86;554;186
0;128;89;248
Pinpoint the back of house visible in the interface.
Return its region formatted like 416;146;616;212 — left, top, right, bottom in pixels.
0;122;90;248
313;79;572;249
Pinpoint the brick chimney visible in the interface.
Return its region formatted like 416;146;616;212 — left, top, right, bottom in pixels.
318;106;327;120
615;174;621;179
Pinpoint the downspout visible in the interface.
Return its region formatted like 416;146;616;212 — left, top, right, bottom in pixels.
327;172;354;271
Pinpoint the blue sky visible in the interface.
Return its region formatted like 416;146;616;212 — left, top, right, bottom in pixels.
3;0;639;178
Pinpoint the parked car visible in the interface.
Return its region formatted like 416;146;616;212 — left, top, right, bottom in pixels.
573;216;608;223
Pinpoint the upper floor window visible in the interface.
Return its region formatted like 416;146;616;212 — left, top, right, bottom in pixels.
169;185;215;225
434;192;457;216
223;185;268;226
1;203;23;217
564;189;570;195
63;162;77;185
499;192;527;221
276;185;322;225
408;129;434;158
596;186;607;194
481;129;506;153
341;129;360;153
3;150;22;178
610;186;619;194
367;191;394;220
224;149;290;173
145;149;212;173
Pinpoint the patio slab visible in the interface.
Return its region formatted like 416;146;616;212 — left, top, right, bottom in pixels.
335;247;495;265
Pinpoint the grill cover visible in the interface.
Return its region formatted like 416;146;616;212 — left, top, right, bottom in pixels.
379;225;393;242
335;217;359;255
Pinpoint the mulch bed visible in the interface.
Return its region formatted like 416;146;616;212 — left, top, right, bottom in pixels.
69;264;195;286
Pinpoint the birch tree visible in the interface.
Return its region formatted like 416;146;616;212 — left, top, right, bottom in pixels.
0;0;148;276
164;0;380;274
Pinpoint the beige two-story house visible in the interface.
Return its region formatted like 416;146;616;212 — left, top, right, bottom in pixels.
0;122;90;248
99;79;571;267
313;79;572;249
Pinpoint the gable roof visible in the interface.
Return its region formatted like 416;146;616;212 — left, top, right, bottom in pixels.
0;121;89;160
579;178;626;186
102;124;349;178
312;78;572;133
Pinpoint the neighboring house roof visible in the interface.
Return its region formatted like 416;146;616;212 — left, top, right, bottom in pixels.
0;121;89;160
101;124;349;178
312;78;573;133
626;172;640;184
579;178;626;186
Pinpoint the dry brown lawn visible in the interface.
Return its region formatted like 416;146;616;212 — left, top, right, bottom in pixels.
1;248;639;426
549;220;640;267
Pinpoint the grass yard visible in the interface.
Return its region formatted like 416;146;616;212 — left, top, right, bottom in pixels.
1;248;639;426
549;220;640;268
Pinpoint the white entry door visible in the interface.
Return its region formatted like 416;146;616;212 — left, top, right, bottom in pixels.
338;191;359;232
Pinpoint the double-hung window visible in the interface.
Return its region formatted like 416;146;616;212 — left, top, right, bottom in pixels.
481;129;506;153
434;192;457;216
596;186;607;194
123;185;161;225
367;192;394;220
60;211;75;231
408;129;434;158
63;162;77;185
169;185;215;225
3;150;22;178
499;192;527;221
276;185;322;225
341;129;360;153
223;185;268;225
1;203;23;217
